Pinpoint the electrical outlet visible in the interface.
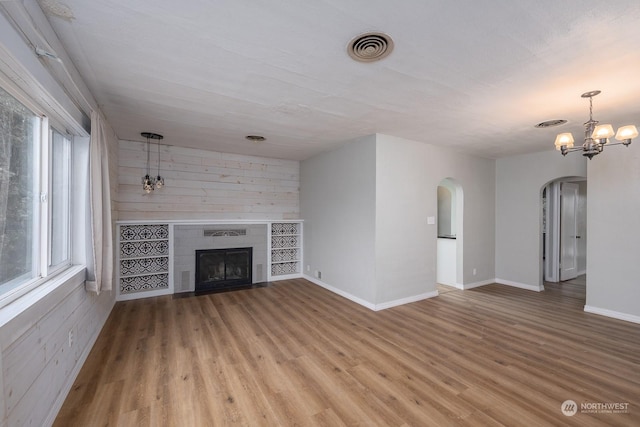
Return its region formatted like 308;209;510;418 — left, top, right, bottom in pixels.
317;271;322;279
306;265;310;272
68;330;73;347
473;268;477;276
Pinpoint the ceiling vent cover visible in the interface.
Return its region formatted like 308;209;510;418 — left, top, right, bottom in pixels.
535;119;568;128
347;32;394;62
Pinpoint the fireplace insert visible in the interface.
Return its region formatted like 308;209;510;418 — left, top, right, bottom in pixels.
195;247;252;292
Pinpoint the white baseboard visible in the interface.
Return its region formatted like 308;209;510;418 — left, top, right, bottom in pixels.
437;281;462;289
495;278;544;292
268;273;303;282
303;275;438;311
438;279;494;290
303;275;376;310
374;290;439;311
584;305;640;324
462;279;495;290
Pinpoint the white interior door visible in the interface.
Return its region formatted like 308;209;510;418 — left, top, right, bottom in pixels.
544;183;560;282
560;182;578;281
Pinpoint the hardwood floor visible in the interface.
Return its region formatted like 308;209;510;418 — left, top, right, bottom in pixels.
55;278;640;426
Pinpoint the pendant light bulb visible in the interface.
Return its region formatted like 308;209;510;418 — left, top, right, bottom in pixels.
140;132;164;193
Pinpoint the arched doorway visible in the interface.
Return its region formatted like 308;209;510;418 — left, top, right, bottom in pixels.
436;178;463;288
541;177;587;284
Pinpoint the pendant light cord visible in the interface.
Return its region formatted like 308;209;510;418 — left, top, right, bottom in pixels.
157;138;161;177
146;136;151;176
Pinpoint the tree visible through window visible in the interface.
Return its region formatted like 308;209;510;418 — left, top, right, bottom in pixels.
0;86;38;292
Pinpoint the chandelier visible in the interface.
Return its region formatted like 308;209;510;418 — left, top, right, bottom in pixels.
141;132;164;193
553;90;637;159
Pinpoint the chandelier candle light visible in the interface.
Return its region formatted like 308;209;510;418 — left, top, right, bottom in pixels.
141;132;164;193
553;90;637;159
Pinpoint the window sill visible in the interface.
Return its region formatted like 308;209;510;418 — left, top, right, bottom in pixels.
0;265;86;328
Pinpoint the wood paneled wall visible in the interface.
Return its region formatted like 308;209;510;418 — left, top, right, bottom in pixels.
0;269;115;426
118;140;300;221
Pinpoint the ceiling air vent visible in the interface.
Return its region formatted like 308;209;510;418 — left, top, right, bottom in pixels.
347;32;394;63
535;119;567;128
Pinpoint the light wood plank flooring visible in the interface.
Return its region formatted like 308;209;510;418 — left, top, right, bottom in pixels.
55;278;640;426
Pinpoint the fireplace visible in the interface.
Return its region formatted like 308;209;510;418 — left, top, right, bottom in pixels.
195;247;253;292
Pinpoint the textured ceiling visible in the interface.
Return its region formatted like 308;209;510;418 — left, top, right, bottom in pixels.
41;0;640;160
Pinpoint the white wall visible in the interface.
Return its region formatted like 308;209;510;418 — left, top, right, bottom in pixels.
300;135;377;304
495;150;586;290
586;145;640;321
374;136;435;303
375;135;495;302
301;134;495;309
118;141;300;221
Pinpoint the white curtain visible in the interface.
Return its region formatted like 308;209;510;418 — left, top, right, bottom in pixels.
86;111;114;293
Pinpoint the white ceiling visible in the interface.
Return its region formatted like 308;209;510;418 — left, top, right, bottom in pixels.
41;0;640;160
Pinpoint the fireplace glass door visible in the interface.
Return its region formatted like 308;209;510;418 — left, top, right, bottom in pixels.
195;247;252;292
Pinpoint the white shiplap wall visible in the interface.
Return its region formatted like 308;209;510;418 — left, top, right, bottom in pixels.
118;140;300;221
0;129;119;427
0;270;114;426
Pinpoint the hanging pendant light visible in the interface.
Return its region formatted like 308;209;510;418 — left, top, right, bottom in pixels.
141;132;163;192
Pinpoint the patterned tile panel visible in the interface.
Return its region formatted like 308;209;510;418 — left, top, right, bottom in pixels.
120;224;169;241
120;257;169;276
271;222;299;235
120;240;169;258
120;273;169;294
271;262;299;276
271;235;299;249
271;248;299;262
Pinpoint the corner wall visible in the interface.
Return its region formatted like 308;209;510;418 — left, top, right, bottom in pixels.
300;134;496;309
375;135;496;304
495;150;586;290
300;136;377;305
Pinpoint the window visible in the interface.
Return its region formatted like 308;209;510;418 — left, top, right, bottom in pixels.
0;84;74;301
0;85;39;294
49;129;71;269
